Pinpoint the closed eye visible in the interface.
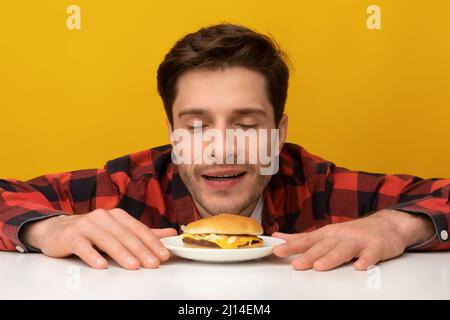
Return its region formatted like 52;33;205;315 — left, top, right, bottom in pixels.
237;124;258;129
187;124;208;131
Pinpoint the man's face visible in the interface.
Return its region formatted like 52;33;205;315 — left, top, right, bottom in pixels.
170;67;287;217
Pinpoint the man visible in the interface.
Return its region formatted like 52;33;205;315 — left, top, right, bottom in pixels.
0;24;449;271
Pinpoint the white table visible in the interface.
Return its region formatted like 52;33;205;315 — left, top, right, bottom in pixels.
1;251;449;299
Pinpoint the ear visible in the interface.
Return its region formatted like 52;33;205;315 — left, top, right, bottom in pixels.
277;114;288;153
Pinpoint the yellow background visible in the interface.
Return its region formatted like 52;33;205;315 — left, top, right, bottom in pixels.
1;0;449;180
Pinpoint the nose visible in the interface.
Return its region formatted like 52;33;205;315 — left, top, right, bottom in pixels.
207;125;236;164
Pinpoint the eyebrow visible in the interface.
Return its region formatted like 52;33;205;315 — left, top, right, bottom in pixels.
177;107;267;118
232;108;267;116
177;108;208;118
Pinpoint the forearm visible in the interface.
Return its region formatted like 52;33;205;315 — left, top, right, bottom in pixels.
0;168;121;252
19;215;65;250
0;205;66;252
368;209;435;248
320;160;450;250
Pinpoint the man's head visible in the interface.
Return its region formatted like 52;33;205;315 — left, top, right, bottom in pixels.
157;23;290;217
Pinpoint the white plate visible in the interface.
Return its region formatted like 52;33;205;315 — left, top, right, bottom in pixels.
161;235;286;263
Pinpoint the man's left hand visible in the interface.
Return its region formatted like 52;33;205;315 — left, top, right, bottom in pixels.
272;209;435;271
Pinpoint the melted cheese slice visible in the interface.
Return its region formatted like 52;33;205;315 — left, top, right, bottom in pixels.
182;233;263;249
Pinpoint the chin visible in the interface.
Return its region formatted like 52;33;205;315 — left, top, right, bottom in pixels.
203;202;245;215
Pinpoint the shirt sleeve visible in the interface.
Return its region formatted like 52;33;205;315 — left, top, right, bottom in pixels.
313;161;450;251
0;168;121;253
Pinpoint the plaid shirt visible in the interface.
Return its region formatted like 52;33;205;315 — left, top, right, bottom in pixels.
1;143;449;253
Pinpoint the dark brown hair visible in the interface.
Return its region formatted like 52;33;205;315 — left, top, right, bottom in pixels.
157;23;290;126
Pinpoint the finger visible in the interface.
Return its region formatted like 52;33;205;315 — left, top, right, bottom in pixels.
94;214;161;269
109;209;172;261
82;226;140;270
271;232;305;240
151;228;178;239
313;241;358;271
272;231;323;257
292;237;337;270
70;237;108;269
353;246;383;271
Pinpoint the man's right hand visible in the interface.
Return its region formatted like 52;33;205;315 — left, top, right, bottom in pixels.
20;208;178;270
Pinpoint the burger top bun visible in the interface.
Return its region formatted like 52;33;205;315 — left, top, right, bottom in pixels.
184;213;263;235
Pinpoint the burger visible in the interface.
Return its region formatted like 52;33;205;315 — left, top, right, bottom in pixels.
181;214;264;249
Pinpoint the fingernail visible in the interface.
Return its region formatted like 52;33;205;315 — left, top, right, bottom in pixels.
356;262;368;270
292;260;306;269
145;255;158;265
273;245;282;252
159;247;169;257
296;257;306;264
126;256;138;266
318;257;329;264
96;258;106;267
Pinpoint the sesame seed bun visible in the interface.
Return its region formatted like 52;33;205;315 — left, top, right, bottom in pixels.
184;213;263;235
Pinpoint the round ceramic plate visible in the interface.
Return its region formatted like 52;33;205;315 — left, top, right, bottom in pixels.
161;235;286;263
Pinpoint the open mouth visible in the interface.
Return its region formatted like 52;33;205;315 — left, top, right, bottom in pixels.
202;172;246;181
199;168;248;190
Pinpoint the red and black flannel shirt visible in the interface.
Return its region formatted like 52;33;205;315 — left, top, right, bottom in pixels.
1;143;449;253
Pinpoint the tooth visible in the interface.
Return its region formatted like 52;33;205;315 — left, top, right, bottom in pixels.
208;173;241;178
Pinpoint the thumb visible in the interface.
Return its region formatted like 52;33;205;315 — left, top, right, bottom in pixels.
271;232;300;240
151;228;178;239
